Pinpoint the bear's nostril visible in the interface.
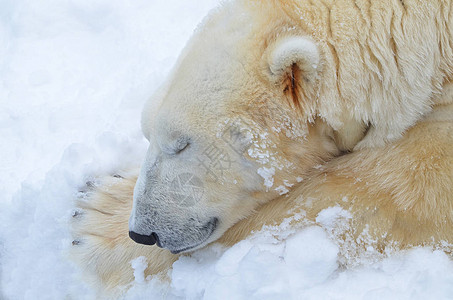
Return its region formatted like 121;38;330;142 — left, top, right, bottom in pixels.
128;231;157;246
152;232;162;248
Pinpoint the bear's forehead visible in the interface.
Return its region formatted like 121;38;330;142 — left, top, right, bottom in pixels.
156;34;260;114
143;1;293;139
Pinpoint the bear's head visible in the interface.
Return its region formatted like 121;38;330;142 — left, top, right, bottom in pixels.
128;1;365;254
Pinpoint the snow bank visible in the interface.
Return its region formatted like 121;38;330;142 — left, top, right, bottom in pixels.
0;1;219;299
2;1;453;299
124;224;453;300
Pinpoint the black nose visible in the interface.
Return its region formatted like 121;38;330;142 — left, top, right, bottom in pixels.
129;231;159;246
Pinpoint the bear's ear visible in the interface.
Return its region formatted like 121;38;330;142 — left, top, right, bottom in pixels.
266;36;320;111
267;36;320;82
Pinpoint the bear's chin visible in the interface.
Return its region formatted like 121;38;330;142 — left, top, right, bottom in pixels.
161;217;219;255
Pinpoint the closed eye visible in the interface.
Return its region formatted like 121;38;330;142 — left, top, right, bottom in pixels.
175;141;190;154
161;134;191;155
173;138;190;154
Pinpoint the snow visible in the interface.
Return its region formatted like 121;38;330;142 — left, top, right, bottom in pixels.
257;167;275;189
124;224;453;300
131;257;148;284
0;0;220;299
275;185;289;195
1;1;453;300
316;206;352;231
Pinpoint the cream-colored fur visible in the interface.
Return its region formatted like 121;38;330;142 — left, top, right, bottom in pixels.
131;0;453;251
254;0;453;149
71;0;453;296
71;102;453;295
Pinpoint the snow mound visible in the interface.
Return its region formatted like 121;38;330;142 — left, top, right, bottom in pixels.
124;225;453;300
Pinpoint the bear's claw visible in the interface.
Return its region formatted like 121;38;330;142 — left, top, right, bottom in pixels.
72;209;83;218
85;181;96;189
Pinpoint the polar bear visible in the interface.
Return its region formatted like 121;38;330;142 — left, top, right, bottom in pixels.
71;0;453;295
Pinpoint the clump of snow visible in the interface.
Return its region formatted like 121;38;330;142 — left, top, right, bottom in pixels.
283;227;339;287
2;1;453;300
131;257;148;284
275;185;289;195
316;206;352;231
257;167;275;189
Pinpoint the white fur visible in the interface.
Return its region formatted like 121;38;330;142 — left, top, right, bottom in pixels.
70;0;453;295
268;36;320;81
131;0;453;254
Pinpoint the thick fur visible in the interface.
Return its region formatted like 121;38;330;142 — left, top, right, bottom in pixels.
254;0;453;149
207;0;453;150
129;0;453;255
71;102;453;294
71;0;453;296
